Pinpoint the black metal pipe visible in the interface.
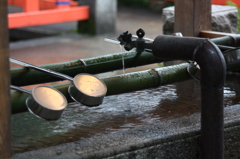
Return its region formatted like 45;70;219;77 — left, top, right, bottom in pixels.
152;35;226;159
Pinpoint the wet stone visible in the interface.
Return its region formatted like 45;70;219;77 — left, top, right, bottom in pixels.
55;151;62;155
13;76;240;158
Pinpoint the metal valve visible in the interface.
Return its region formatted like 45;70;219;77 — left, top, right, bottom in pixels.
117;28;152;53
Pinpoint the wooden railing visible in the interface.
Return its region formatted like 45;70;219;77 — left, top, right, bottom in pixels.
8;0;89;29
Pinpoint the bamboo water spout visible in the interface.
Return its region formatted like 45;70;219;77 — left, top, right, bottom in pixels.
11;50;164;86
10;34;240;87
11;63;192;114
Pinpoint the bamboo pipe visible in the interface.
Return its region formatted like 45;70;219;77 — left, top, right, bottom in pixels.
211;35;240;47
10;35;240;87
11;50;164;86
0;1;12;158
11;63;191;114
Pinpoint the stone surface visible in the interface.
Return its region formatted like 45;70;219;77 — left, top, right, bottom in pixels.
13;76;240;158
163;5;238;35
11;69;240;159
9;7;163;68
14;104;240;159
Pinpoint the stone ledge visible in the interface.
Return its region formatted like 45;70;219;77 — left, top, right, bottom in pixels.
14;104;240;159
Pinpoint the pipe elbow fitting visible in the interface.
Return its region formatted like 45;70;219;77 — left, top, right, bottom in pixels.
152;35;226;89
193;39;226;89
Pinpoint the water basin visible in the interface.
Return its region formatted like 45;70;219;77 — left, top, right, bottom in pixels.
12;76;240;153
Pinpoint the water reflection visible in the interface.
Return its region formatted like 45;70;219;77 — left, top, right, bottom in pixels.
12;76;240;153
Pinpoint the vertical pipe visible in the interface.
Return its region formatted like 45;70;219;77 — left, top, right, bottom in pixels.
201;87;224;158
194;41;225;159
0;1;12;159
152;36;226;159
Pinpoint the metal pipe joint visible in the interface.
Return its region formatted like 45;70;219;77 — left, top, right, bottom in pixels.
152;35;226;159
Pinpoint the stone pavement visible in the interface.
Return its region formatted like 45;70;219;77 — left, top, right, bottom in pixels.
9;7;163;72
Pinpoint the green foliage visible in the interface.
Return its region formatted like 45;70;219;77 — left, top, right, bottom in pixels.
117;0;150;8
226;1;240;33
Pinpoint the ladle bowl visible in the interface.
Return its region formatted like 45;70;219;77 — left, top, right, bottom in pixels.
10;58;107;106
11;85;68;120
69;73;107;106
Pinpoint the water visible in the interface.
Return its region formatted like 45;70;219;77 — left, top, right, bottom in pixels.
12;76;240;153
102;38;128;75
119;45;125;74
